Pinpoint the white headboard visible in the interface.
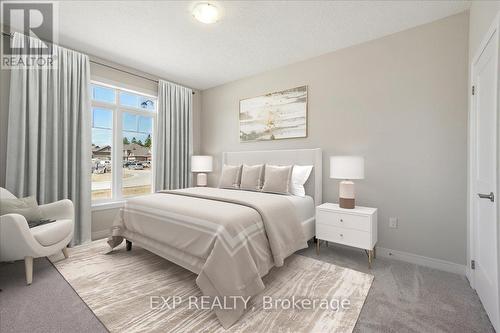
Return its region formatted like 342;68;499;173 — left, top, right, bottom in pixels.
222;148;322;205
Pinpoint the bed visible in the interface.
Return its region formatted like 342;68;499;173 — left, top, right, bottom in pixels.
107;148;322;328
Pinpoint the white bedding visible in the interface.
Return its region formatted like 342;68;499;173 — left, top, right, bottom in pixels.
109;190;315;275
285;194;315;222
285;194;315;240
108;187;310;328
112;191;315;266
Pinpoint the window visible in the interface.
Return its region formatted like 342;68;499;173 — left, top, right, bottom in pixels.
91;83;157;202
92;85;115;104
91;108;113;200
122;113;153;197
120;91;156;111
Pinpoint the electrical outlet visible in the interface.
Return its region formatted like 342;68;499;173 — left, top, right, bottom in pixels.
389;217;398;229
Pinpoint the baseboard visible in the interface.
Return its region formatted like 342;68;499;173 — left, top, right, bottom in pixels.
91;229;109;241
90;231;466;275
376;247;466;276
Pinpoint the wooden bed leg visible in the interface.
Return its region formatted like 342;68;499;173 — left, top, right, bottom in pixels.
126;240;132;251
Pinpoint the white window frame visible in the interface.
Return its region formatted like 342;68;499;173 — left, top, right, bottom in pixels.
91;80;157;204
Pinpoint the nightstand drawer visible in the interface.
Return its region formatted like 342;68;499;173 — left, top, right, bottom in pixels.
316;223;372;249
316;209;371;232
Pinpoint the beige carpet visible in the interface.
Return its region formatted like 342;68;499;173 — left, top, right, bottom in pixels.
51;240;373;333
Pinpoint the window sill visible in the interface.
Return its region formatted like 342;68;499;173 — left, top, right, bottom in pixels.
91;200;125;211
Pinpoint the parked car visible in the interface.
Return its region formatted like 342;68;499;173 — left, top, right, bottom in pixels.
128;163;144;170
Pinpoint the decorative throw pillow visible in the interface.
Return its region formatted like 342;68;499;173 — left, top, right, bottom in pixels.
240;164;264;191
218;164;242;189
290;165;313;197
262;165;293;195
0;196;44;224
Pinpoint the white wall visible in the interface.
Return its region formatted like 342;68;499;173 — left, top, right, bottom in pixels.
200;13;469;265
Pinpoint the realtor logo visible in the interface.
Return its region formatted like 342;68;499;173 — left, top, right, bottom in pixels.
1;1;58;69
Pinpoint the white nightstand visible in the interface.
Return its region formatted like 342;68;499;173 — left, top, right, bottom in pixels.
316;203;378;268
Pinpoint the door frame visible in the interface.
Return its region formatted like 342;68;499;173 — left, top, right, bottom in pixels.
467;9;500;314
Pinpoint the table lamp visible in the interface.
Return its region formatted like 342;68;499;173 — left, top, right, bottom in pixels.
330;156;365;209
191;155;213;186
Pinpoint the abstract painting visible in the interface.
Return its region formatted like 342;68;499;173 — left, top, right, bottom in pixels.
239;86;307;142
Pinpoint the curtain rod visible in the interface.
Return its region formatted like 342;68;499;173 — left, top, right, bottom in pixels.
1;31;195;95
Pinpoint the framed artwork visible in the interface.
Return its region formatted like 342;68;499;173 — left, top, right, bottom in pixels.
239;85;307;142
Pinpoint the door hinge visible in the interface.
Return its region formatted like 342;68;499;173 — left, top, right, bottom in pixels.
471;260;476;270
472;85;475;95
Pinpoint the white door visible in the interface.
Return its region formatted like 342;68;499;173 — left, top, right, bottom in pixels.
472;29;499;331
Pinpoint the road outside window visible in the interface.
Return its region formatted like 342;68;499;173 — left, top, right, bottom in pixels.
91;83;156;201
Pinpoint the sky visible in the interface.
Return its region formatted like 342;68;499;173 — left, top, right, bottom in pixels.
91;85;154;147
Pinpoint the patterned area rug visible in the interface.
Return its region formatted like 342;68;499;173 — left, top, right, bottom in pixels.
51;240;373;333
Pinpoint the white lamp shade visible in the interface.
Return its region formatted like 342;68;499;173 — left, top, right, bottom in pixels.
191;155;213;172
330;156;364;180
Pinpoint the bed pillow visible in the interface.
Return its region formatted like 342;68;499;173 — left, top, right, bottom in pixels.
240;164;264;191
290;165;313;197
0;196;44;224
262;165;293;195
218;164;242;189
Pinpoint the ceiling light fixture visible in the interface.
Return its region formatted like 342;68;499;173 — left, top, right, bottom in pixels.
192;2;220;24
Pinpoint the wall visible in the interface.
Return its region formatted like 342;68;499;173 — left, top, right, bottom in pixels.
201;13;469;265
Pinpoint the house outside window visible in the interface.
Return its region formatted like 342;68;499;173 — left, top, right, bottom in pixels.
91;82;156;202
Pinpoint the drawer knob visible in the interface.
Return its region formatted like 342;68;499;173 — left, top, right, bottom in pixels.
340;219;343;222
340;234;343;237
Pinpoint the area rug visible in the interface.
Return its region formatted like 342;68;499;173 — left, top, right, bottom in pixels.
51;240;373;333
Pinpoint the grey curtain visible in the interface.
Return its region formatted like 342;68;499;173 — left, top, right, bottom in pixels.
6;33;92;245
155;80;193;190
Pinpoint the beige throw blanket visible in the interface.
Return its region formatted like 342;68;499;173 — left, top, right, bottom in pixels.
108;187;307;328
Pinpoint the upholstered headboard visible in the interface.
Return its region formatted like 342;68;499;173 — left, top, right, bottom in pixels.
222;148;322;205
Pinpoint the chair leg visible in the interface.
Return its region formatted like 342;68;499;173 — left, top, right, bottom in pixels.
25;256;33;285
62;247;69;259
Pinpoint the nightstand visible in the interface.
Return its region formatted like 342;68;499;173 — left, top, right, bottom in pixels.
316;203;377;268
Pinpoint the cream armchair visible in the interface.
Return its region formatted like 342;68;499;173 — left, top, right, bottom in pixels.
0;187;74;284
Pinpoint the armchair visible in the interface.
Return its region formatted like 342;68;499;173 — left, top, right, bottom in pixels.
0;187;74;284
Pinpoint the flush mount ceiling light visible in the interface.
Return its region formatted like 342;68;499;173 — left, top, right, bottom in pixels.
192;2;220;24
